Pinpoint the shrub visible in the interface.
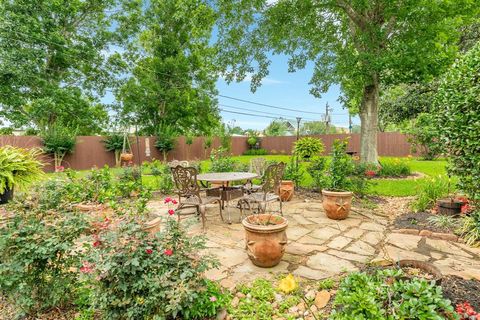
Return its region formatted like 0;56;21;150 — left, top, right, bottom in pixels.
293;137;324;159
155;126;177;162
42;125;77;171
405;113;443;160
457;210;480;247
102;134;124;167
0;127;13;135
412;175;451;212
210;147;237;172
435;42;480;202
307;157;328;189
331;269;456;319
83;203;224;319
283;156;303;186
0;146;44;194
379;159;411;177
243;148;268;155
0;205;89;316
247;136;258;147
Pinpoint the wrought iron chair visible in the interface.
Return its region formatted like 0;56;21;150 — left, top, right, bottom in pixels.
243;157;267;194
171;166;223;231
167;160;189;168
237;162;286;220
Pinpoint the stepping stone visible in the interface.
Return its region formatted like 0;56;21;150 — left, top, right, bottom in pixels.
293;266;333;280
310;226;342;240
327;249;372;263
285;242;327;255
382;245;429;261
343;228;365;239
359;222;386;232
425;238;472;258
210;247;248;268
205;266;228;281
306;252;358;273
346;240;376;256
385;233;422;251
363;231;384;246
327;236;353;250
292;214;316;225
297;235;327;246
287;226;312;241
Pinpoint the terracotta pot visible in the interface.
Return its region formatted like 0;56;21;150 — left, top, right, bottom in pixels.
279;180;294;202
321;189;353;220
0;186;14;204
120;153;134;162
242;214;288;267
75;203;113;220
143;217;162;234
437;199;463;216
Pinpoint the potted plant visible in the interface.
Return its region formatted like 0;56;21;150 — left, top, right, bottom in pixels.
242;213;288;267
0;146;44;204
321;139;355;220
102;133;124;167
280;157;301;202
293;137;325;160
41;125;77;172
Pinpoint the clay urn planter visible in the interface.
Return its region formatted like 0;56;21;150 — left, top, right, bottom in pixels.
321;189;353;220
143;216;162;234
120;152;134;162
0;186;14;205
437;198;463;216
279;180;294;202
242;213;288;267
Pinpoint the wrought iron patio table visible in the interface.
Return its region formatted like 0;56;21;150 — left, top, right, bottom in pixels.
196;172;258;223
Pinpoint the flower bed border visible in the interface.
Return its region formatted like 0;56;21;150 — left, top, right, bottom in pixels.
393;228;460;242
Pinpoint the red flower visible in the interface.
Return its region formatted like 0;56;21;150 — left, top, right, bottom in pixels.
55;165;65;172
164;197;172;204
93;240;101;247
145;248;153;254
365;170;376;178
80;261;94;274
172;199;178;205
164;249;173;256
168;209;175;216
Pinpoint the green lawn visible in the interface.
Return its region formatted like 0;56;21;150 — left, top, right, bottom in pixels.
46;156;448;197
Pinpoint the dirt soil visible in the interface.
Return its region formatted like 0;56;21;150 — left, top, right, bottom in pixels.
442;276;480;310
393;212;457;233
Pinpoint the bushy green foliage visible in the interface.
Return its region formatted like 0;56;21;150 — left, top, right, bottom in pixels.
42;126;77;169
331;269;456;319
210;147;241;172
412;176;451;212
102;134;124;167
0;127;13;135
435;43;480;202
149;160;174;194
243;148;268;155
328;139;356;191
294;137;325;159
283;156;304;186
357;159;411;178
0;205;89;316
427;215;457;231
406;113;443;160
0;146;44;193
307;156;328;189
83;213;223;319
155;126;177;161
457;211;480;247
247;136;258;147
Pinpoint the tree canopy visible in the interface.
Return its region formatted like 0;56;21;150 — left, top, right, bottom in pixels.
114;0;220;136
215;0;478;163
0;0;126;134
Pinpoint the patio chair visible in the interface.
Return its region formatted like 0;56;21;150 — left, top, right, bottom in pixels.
243;157;267;194
167;160;189;168
237;162;286;220
171;165;223;231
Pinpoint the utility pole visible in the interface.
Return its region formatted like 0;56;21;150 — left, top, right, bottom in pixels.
296;117;301;140
325;102;332;133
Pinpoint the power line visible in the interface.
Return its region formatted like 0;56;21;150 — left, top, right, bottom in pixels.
219;109;284;120
219;104;319;121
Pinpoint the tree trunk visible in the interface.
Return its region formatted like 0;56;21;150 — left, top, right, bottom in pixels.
359;78;379;164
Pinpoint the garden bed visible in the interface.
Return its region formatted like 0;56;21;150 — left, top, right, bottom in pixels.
442;276;480;310
394;212;453;233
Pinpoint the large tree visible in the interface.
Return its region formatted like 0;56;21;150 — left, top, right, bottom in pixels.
215;0;477;163
115;0;220;136
0;0;124;134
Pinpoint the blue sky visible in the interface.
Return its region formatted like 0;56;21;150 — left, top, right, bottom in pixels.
216;54;358;130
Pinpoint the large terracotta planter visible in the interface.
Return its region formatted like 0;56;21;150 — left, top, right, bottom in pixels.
279;180;294;202
242;214;288;267
0;186;14;204
321;189;353;220
143;217;162;234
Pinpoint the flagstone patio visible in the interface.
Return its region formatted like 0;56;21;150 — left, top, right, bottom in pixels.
149;197;480;289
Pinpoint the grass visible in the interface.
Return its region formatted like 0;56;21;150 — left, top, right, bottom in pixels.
44;156;448;198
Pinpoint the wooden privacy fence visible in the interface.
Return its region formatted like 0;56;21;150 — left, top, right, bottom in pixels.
0;132;415;172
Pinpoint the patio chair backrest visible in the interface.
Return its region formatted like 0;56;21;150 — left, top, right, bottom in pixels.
168;160;189;168
262;162;285;193
171;165;200;197
249;157;267;177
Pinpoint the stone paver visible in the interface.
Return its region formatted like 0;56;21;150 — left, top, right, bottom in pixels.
148;196;480;286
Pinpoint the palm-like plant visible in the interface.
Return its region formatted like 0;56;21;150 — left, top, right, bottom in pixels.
41;126;77;171
155;126;177;162
0;146;44;195
102;134;124;167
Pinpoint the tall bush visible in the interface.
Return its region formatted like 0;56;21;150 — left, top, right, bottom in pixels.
42;126;77;171
435;43;480;201
102;134;124;167
405;113;443;160
155;126;177;162
293;137;324;159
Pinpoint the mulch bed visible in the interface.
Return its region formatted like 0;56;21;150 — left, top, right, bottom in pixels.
442;276;480;310
393;212;456;233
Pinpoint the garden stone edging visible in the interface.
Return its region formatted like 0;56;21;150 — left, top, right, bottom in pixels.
393;228;460;242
